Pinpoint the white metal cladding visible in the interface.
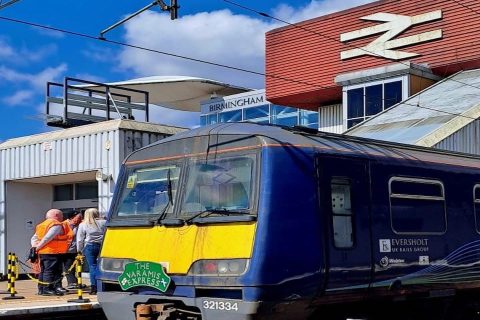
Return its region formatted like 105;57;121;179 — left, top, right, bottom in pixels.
0;123;177;274
318;104;343;134
434;120;480;155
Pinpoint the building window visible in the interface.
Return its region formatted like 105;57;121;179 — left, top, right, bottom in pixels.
389;177;446;234
331;178;354;248
54;182;98;201
207;114;218;125
243;105;270;123
200;115;207;126
219;110;242;123
300;110;319;129
271;105;298;127
474;185;480;233
200;101;319;129
54;184;74;201
345;79;404;129
76;181;98;200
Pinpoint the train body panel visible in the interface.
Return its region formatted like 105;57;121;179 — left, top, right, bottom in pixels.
97;123;480;319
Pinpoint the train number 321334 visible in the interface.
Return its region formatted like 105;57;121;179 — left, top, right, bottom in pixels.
203;300;239;311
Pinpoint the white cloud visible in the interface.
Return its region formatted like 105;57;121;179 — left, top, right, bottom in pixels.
118;0;375;90
2;90;35;106
0;39;15;59
0;63;67;90
119;9;269;89
19;44;58;63
0;38;57;64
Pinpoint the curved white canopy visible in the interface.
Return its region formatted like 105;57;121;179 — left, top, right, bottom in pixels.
86;76;251;112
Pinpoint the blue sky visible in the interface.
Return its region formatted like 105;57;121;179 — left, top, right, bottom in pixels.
0;0;373;141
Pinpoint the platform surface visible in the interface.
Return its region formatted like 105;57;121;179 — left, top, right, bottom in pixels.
0;279;99;316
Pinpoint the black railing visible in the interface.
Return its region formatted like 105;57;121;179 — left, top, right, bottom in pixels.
46;77;150;128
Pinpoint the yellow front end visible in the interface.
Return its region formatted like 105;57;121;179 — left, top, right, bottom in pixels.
101;222;256;274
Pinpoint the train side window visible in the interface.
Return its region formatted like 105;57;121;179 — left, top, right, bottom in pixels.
331;178;354;248
389;177;446;234
473;185;480;233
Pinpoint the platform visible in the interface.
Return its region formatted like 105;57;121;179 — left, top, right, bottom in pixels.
0;279;100;317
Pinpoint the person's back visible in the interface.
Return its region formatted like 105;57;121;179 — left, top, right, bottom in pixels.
77;208;106;294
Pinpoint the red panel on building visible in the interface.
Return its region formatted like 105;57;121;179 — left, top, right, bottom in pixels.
265;0;480;109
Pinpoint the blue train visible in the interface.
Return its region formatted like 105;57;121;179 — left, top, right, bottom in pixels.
97;123;480;320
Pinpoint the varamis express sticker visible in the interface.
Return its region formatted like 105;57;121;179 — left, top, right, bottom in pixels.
119;261;171;292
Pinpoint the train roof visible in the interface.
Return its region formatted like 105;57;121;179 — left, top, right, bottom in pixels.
126;122;480;169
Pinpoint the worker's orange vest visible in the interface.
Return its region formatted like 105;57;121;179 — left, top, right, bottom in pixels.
36;219;74;254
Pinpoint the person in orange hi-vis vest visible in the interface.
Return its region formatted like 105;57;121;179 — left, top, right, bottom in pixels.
30;209;73;296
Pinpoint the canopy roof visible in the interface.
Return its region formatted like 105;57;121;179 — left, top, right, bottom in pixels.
85;76;251;112
347;69;480;147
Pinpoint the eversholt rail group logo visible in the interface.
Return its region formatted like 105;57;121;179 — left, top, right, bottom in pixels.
119;261;171;292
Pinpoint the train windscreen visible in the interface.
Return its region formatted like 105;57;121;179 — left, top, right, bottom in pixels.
180;155;256;217
116;164;181;217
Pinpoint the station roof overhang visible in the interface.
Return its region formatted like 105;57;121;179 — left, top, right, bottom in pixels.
84;76;252;112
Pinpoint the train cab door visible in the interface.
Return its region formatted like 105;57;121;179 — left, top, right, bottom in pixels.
317;155;373;293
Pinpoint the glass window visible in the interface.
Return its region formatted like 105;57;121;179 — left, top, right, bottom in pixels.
384;81;402;109
54;184;73;201
474;185;480;233
200;115;207;126
272;105;297;116
331;179;354;248
300;111;318;129
207;114;218;125
219;110;242;123
272;105;299;126
181;155;255;216
389;177;446;234
273;115;298;126
347;118;364;129
366;84;382;116
244;105;270;121
116;164;181;217
346;79;404;129
347;88;364;119
76;181;98;200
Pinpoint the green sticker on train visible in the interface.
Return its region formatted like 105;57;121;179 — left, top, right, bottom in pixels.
118;261;171;292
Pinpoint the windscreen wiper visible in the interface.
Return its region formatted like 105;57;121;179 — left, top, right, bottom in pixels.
155;169;173;225
184;208;246;225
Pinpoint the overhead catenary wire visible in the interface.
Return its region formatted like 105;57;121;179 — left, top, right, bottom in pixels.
0;10;477;121
0;15;332;92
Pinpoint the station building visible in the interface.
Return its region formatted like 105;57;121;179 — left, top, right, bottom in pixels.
265;0;480;141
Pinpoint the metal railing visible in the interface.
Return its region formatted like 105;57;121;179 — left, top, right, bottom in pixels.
46;77;150;128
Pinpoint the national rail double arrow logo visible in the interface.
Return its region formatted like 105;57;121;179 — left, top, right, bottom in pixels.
340;10;443;61
119;261;171;292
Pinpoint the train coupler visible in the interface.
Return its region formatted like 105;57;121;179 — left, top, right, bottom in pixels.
135;303;200;320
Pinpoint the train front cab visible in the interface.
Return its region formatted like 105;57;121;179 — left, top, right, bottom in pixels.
96;131;327;320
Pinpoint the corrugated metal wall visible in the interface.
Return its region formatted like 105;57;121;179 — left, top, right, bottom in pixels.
0;127;171;273
266;0;480;107
318;104;343;134
434;120;480;155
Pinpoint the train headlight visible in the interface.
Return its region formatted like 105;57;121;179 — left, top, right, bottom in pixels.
100;258;135;273
188;259;249;276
